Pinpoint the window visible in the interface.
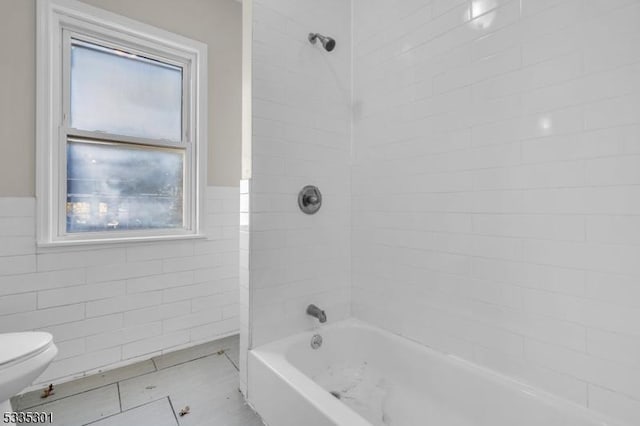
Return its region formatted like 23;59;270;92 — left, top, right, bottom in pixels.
37;0;207;245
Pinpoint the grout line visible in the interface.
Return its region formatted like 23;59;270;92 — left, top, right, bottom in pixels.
154;338;238;371
116;382;122;413
167;396;180;425
83;398;170;425
17;383;116;411
224;352;239;371
157;352;220;371
156;348;227;371
152;357;159;371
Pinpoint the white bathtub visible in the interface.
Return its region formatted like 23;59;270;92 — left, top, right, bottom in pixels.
248;319;625;426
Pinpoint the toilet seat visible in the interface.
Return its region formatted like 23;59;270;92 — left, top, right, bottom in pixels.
0;333;54;369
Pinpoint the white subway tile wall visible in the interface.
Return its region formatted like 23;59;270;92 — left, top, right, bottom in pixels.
352;0;640;424
248;0;352;348
0;187;239;385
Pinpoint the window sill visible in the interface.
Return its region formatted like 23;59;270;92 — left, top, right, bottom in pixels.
37;233;207;249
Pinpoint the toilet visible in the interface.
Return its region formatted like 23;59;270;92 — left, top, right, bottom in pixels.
0;333;58;417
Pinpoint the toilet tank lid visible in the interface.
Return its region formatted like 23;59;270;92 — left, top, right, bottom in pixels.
0;332;54;366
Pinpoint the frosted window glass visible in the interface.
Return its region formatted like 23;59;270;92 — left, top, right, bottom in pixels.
70;41;183;141
66;141;184;233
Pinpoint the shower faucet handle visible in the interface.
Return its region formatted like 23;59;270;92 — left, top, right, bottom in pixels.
298;185;322;214
304;193;319;205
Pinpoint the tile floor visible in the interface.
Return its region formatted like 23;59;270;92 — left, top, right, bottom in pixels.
11;335;263;426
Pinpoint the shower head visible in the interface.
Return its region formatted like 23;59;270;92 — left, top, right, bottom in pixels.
308;33;336;52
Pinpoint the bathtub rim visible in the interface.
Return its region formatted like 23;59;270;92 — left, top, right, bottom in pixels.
249;318;628;426
249;337;372;426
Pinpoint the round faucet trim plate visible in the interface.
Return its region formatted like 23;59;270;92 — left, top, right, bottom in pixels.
310;334;323;349
298;185;322;215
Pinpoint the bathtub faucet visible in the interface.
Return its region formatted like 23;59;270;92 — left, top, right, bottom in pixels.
306;304;327;323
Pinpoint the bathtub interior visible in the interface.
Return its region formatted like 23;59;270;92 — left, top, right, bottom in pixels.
255;320;625;426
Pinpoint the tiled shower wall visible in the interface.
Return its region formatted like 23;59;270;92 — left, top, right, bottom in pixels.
0;186;239;385
352;0;640;424
248;0;352;348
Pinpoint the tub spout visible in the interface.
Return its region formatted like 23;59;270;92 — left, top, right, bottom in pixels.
306;304;327;323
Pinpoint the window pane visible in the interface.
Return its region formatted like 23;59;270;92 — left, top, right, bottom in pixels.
66;141;184;233
70;40;183;141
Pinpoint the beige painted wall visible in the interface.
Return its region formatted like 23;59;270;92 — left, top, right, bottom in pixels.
0;0;242;196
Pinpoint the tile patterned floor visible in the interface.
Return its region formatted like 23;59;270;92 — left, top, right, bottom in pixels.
11;335;263;426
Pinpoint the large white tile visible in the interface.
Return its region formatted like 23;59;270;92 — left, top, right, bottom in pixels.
38;281;126;309
90;398;177;426
0;293;36;316
20;385;120;426
0;304;85;333
119;354;236;411
13;361;155;410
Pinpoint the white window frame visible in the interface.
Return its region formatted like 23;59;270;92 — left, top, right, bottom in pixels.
37;0;207;246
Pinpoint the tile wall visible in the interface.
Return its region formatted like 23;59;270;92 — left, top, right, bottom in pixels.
0;186;240;385
351;0;640;424
247;0;352;348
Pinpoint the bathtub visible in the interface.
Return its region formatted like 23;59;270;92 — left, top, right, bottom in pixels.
248;319;624;426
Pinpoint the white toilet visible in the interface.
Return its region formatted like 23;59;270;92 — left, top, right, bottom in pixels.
0;332;58;417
